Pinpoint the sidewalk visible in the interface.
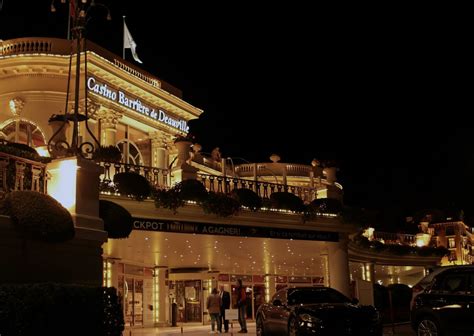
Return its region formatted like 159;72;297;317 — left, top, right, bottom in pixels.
383;322;415;336
124;321;415;336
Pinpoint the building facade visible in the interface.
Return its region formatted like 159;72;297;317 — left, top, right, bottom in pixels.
0;37;349;327
0;37;439;328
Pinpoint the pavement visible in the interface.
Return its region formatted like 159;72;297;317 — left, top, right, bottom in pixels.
124;321;415;335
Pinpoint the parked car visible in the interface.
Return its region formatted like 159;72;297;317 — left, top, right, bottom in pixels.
255;286;382;336
410;266;446;308
411;265;474;335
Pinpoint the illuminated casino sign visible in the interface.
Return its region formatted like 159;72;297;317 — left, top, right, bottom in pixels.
132;218;339;242
87;77;189;133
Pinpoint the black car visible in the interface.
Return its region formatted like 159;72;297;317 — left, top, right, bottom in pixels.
255;286;382;336
411;265;474;336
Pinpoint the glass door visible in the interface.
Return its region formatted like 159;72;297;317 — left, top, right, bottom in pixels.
123;277;144;326
174;280;202;323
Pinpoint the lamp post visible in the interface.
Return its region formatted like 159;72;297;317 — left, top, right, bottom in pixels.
47;0;111;158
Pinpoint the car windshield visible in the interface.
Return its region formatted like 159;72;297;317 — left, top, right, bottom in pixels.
287;288;350;305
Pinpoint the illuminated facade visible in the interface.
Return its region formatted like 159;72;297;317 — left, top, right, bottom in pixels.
0;37;437;328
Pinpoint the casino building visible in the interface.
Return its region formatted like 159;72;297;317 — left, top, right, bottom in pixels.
0;37;436;328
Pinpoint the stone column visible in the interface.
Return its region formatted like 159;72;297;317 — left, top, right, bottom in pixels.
46;156;107;286
103;258;118;288
95;108;121;146
326;235;350;297
363;262;375;283
264;275;276;303
154;267;168;326
150;135;168;170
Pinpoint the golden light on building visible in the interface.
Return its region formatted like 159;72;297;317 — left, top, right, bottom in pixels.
47;158;78;211
416;233;431;247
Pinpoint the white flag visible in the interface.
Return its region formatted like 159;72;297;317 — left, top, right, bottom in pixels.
123;19;143;64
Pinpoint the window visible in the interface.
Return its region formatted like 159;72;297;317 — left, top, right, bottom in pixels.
449;238;456;249
433;273;469;293
272;290;287;305
115;123;149;165
116;139;143;165
0;119;46;147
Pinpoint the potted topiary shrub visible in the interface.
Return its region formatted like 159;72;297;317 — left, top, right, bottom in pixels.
201;192;240;217
153;179;208;213
113;172;151;200
230;188;262;211
269;192;305;212
99;200;133;239
174;179;208;203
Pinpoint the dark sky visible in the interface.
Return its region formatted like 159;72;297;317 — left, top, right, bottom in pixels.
1;1;473;224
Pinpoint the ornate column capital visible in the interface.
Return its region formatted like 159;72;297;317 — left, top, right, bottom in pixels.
149;132;173;149
79;98;100;117
95;108;122;129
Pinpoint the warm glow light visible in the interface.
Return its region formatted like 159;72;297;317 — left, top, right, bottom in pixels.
416;233;430;247
35;146;50;157
362;227;375;241
47;158;77;211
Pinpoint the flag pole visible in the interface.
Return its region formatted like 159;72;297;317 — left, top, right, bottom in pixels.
67;1;71;40
122;16;126;59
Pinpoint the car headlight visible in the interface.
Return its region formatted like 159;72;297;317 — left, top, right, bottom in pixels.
299;313;321;323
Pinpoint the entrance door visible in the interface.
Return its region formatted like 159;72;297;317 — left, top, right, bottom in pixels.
174;280;202;323
123;277;144;327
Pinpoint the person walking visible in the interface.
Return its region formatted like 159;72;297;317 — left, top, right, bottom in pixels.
236;279;247;333
219;287;231;333
207;288;222;334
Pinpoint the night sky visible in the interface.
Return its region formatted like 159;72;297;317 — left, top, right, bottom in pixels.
1;1;472;226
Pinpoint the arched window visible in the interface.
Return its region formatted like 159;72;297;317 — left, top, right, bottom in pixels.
116;139;143;165
0;118;46;148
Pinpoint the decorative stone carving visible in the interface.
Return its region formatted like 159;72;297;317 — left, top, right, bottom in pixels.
95;108;122;129
9;97;25;116
192;143;202;153
78;98;100;117
270;154;281;163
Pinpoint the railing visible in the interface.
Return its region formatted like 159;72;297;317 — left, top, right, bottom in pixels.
373;232;417;246
0;153;48;196
234;162;317;178
197;173;316;203
285;163;313;176
98;161;169;191
113;59;160;88
0;37;70;56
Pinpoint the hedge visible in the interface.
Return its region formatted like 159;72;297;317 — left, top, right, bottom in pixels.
0;191;74;243
0;283;124;336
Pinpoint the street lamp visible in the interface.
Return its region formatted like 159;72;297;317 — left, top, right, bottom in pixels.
47;0;110;158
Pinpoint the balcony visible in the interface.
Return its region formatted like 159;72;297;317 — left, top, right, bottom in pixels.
0;152;48;197
197;173;316;203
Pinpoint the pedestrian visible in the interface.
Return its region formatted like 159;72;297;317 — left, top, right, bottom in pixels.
236;279;247;333
219;286;231;333
207;288;222;334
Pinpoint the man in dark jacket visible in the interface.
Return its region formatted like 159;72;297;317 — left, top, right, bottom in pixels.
219;287;231;333
236;279;247;333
